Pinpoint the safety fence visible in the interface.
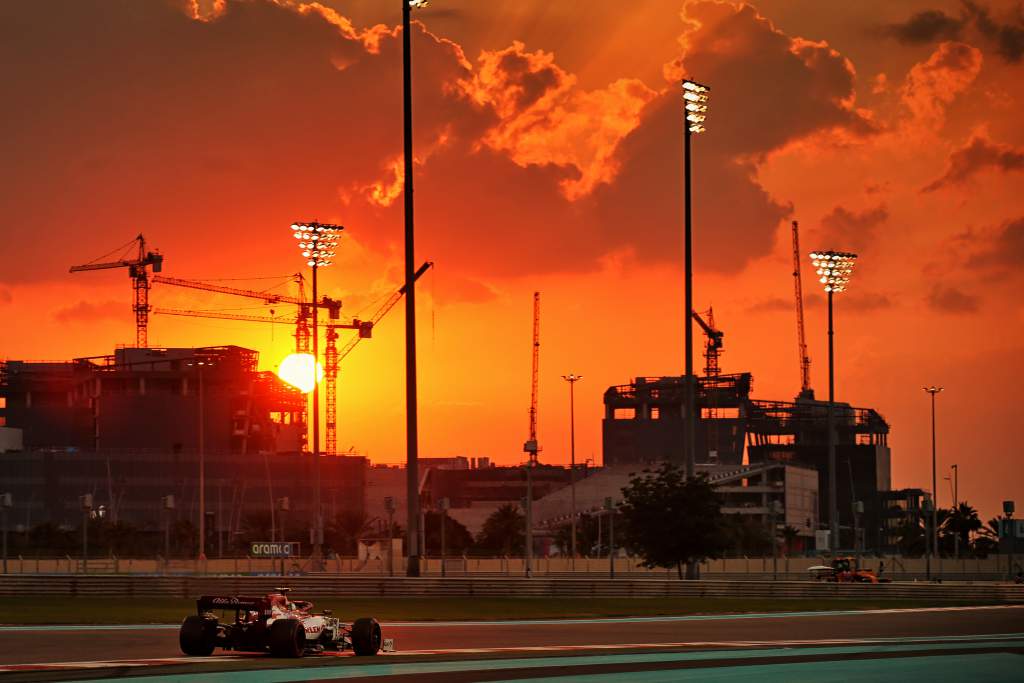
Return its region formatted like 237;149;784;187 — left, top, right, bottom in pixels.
0;575;1021;602
0;554;1016;582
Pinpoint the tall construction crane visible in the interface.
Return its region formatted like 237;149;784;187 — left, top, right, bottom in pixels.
524;291;540;460
792;220;813;398
69;234;164;347
522;291;540;578
692;308;723;377
153;273;342;333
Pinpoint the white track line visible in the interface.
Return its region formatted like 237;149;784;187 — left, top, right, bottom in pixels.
2;633;1022;673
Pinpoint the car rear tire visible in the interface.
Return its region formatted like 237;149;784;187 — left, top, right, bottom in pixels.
269;619;305;658
179;615;216;656
351;617;382;656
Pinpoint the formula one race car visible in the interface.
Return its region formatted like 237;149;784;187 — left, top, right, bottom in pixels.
808;557;890;583
179;589;393;658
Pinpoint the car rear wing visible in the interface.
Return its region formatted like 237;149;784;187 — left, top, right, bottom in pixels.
196;595;272;616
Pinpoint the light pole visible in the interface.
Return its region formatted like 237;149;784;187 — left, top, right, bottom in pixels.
946;462;954;557
80;494;93;574
770;500;783;580
402;0;430;578
186;355;217;564
923;495;933;580
561;373;581;569
384;496;395;577
682;78;709;581
923;386;942;562
290;221;341;570
809;250;858;552
161;495;175;567
604;497;615;579
439;497;449;578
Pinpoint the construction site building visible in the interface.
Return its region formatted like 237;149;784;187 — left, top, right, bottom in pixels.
0;346;306;454
603;373;892;551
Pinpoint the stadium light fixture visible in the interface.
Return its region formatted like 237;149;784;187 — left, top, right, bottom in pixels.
289;221;343;571
808;248;858;554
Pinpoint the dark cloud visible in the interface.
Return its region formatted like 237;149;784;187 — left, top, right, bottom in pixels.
0;289;12;305
885;10;965;44
803;291;891;312
963;0;1024;63
922;134;1024;192
966;216;1024;269
746;297;792;313
0;0;878;288
884;2;1024;63
927;285;980;313
812;204;889;253
54;300;125;323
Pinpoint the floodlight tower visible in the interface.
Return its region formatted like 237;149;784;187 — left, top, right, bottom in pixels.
682;78;709;485
403;0;430;577
290;221;342;570
808;250;858;552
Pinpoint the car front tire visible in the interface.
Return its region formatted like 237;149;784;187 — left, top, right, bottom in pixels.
269;619;305;658
351;617;382;656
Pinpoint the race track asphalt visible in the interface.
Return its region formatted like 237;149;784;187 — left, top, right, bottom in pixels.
1;605;1021;681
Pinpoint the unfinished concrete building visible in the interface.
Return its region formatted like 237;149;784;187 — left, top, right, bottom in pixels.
602;373;892;551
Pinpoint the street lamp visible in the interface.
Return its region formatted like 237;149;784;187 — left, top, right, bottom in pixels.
186;355;217;564
951;463;959;558
561;373;582;569
682;78;708;581
808;250;858;552
923;385;943;562
290;220;342;570
402;0;429;578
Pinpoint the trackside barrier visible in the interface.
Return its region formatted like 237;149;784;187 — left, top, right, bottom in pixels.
0;576;1021;602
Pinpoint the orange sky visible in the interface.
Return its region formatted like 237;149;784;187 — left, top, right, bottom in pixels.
1;1;1022;521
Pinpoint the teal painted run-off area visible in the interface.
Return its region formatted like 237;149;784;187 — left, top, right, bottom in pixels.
90;638;1024;683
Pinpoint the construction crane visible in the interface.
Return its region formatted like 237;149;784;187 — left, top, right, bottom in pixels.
792;220;813;398
153;273;342;333
323;261;433;455
522;291;540;578
692;308;723;377
153;261;433;455
524;291;540;461
692;307;723;462
69;234;164;347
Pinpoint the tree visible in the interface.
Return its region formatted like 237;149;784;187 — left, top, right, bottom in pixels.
475;504;524;555
895;516;925;557
619;464;728;578
940;502;982;557
779;525;801;555
423;511;474;556
325;510;374;556
720;514;772;556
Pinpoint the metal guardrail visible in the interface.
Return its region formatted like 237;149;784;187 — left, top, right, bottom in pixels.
0;576;1021;602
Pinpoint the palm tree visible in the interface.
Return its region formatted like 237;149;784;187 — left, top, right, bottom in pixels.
941;502;983;557
476;504;524;555
325;510;374;556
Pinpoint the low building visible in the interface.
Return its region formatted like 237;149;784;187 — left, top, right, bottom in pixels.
532;462;820;553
